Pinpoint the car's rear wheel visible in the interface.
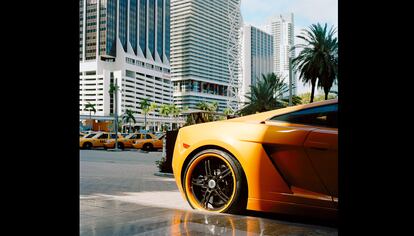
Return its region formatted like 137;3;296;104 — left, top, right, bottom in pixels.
183;149;246;214
117;142;124;150
83;142;92;149
143;143;153;151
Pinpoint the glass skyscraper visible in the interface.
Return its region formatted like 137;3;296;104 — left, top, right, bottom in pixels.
240;25;274;104
170;0;242;112
264;13;297;96
79;0;174;130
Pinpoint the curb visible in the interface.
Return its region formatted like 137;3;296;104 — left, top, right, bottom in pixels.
154;172;174;178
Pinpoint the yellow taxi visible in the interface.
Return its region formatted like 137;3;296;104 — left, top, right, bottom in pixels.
132;133;164;151
103;132;144;150
80;132;124;149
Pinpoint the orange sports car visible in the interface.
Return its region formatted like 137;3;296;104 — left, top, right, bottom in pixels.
172;99;338;218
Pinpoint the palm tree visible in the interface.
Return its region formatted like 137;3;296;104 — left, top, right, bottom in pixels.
159;104;171;131
168;104;181;130
196;101;218;122
140;98;150;131
292;23;338;102
209;101;218;112
148;102;158;131
122;109;136;133
197;101;209;111
240;73;288;115
85;102;96;130
282;95;302;106
223;107;233;116
318;45;338;100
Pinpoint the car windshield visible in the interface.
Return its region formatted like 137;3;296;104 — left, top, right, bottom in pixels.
109;133;121;138
125;133;135;139
84;133;95;138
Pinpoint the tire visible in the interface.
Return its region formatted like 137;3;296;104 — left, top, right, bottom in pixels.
117;142;124;150
83;142;92;150
183;149;246;214
142;143;153;151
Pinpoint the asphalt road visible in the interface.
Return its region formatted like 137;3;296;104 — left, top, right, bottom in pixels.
80;149;338;235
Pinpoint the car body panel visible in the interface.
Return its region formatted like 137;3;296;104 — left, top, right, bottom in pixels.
304;127;338;197
104;133;144;149
80;132;123;148
172;99;338;217
132;133;163;149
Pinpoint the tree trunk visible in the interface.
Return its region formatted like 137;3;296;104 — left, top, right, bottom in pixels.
310;78;316;103
324;82;331;100
144;114;147;131
89;111;92;130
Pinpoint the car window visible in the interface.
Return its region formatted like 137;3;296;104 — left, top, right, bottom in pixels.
145;134;153;139
100;133;109;139
84;133;95;138
270;104;338;128
109;133;118;138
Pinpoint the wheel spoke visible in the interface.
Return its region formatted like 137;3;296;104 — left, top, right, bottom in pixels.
204;159;212;176
202;190;213;208
218;168;231;179
214;188;229;202
192;178;206;187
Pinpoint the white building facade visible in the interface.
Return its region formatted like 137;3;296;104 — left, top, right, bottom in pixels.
264;13;297;95
170;0;242;112
240;25;274;104
79;0;177;129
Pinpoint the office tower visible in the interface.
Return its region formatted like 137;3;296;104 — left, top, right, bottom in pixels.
170;0;242;112
79;0;173;129
264;13;297;95
240;25;273;104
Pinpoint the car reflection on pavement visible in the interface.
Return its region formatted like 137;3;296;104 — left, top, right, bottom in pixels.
80;198;337;236
169;210;336;235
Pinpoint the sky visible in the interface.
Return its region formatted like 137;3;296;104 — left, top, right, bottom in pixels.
241;0;338;35
240;0;338;95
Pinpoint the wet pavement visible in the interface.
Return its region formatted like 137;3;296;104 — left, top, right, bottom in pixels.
80;149;338;235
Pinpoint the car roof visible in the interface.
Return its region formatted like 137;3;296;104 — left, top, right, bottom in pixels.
228;98;338;123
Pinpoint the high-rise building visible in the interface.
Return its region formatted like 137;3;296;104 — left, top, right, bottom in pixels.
79;0;174;130
264;13;297;95
240;25;273;104
170;0;242;112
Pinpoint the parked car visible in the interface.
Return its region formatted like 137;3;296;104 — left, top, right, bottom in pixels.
132;133;164;151
104;132;145;150
172;99;338;219
80;132;124;149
